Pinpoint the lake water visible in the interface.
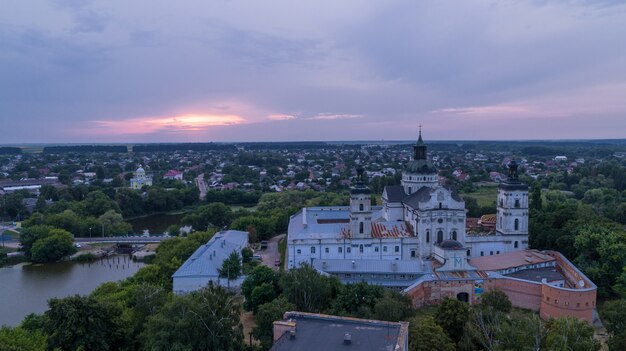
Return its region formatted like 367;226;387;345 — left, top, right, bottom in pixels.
127;213;185;235
0;255;144;326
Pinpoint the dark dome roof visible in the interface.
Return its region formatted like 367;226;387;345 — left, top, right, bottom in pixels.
405;159;437;174
438;239;464;250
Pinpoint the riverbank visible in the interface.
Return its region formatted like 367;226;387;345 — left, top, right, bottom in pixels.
0;255;145;326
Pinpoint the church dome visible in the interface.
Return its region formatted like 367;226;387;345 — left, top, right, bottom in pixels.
405;159;437;174
136;166;145;173
438;239;464;250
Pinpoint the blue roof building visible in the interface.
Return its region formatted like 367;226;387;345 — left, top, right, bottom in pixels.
172;230;249;294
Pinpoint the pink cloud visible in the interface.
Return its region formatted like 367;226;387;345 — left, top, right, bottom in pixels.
267;113;297;121
308;113;363;120
91;114;247;135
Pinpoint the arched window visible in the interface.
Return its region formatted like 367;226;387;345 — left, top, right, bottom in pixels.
311;247;316;254
439;202;443;209
426;231;430;243
514;241;519;248
408;187;412;193
359;222;364;234
514;219;519;231
359;244;364;253
359;204;364;211
515;199;520;208
437;230;443;243
452;231;457;241
500;199;503;207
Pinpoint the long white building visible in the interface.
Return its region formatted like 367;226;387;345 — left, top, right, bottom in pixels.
287;132;529;282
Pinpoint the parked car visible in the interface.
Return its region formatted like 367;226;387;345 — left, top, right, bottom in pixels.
252;254;262;261
274;259;281;267
260;241;269;250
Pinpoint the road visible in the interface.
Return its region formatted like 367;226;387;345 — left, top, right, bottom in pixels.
260;234;285;271
195;173;208;200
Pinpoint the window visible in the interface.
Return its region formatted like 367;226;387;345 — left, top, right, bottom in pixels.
439;202;442;209
395;246;400;253
359;204;364;211
515;199;520;208
359;222;364;234
297;249;301;254
408;186;412;193
410;250;416;257
437;230;443;243
359;244;364;253
481;251;484;256
347;247;351;253
514;241;519;248
496;251;500;254
500;199;503;207
426;231;430;243
325;247;329;253
452;231;457;241
466;250;470;256
375;246;379;253
383;246;388;252
311;247;316;254
514;218;519;231
438;218;443;224
490;251;493;255
338;247;343;253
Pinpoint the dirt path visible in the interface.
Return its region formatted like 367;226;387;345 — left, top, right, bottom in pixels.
261;234;285;271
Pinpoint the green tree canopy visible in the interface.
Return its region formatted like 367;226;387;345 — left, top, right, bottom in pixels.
279;264;339;312
141;287;244;351
409;316;455;351
219;251;242;281
0;326;47;351
434;297;470;343
30;229;76;263
253;297;295;350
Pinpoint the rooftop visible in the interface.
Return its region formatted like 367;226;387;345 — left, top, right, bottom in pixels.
312;258;427;274
271;312;408;351
506;267;566;283
171;230;248;278
288;207;414;240
469;250;555;272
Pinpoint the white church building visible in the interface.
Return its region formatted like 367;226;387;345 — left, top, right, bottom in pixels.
287;132;529;286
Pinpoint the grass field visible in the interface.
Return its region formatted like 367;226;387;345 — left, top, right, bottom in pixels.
461;185;498;207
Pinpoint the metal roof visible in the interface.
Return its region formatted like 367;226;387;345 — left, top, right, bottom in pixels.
171;230;248;278
312;258;426;274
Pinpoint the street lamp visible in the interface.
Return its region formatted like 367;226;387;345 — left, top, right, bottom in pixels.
89;227;92;240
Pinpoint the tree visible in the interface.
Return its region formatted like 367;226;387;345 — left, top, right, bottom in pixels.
115;188;144;218
530;182;543;211
373;290;413;322
182;202;233;230
248;283;277;313
83;190;119;217
279;264;338;312
33;196;47;214
434;297;470;343
30;229;76;263
242;265;279;310
600;299;626;351
574;224;626;296
98;210;132;236
331;282;384;317
479;290;512;313
44;295;123;351
141;287;244;351
253;297;295;350
19;225;54;258
219;251;242;282
543;317;599;351
0;326;47;351
409;316;455;351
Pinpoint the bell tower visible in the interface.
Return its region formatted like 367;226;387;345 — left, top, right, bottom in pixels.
350;167;372;238
496;160;529;250
402;127;438;194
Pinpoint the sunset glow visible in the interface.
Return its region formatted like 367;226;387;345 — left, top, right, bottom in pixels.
92;114;247;135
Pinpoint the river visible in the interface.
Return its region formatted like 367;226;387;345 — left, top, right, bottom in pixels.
127;213;185;235
0;255;144;326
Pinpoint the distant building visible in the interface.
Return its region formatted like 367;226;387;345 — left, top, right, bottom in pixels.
0;178;61;195
130;166;152;189
554;156;568;161
271;312;409;351
163;169;183;180
172;230;249;294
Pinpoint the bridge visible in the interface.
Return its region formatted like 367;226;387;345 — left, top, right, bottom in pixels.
75;236;171;245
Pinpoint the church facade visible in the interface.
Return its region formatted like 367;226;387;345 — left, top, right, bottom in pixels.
287;132;528;270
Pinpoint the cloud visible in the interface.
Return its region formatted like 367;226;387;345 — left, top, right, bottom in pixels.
308;113;363;120
91;114;247;135
267;114;297;121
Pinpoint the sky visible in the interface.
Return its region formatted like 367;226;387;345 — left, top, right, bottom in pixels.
1;0;625;143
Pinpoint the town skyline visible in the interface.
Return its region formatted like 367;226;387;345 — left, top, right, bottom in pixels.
2;0;626;143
